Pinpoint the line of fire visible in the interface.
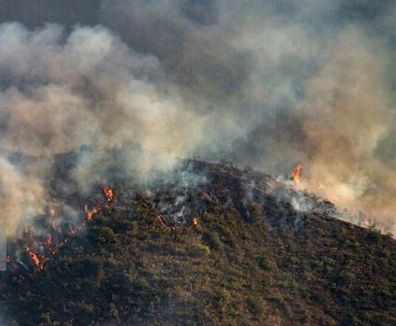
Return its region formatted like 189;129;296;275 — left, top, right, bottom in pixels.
1;163;304;277
1;161;345;280
1;181;201;279
2;185;115;277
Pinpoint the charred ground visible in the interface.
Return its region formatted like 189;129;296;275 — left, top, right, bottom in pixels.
1;160;396;325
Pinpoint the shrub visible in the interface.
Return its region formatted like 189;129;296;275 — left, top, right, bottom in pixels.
201;232;223;250
257;255;276;271
192;243;211;257
94;226;117;244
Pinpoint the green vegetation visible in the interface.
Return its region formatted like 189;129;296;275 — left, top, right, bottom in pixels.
1;161;396;325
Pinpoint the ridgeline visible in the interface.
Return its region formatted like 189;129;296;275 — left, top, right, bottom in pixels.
1;160;396;325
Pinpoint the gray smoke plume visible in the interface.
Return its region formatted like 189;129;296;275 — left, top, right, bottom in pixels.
1;1;396;235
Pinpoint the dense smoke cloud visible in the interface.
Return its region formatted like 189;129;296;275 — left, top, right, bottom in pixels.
1;0;396;235
296;28;393;217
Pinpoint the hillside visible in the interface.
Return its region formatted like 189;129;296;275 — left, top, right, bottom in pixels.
1;160;396;325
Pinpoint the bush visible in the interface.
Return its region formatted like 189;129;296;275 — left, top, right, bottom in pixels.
201;232;223;250
257;255;276;271
217;289;231;314
192;243;211;257
93;226;117;244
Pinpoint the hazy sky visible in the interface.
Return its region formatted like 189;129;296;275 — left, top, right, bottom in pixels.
1;1;396;234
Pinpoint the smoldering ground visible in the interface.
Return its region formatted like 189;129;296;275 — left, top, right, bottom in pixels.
1;1;396;235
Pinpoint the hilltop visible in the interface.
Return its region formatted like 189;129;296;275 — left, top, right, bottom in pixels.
1;160;396;325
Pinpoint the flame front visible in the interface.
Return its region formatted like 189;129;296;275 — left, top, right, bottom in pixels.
10;187;117;274
103;186;114;202
25;247;43;270
292;164;303;183
85;204;100;221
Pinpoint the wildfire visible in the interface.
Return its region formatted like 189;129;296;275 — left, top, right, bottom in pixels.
157;215;167;227
192;217;199;226
291;163;303;183
85;204;100;221
25;247;43;270
83;186;114;220
8;186;118;275
102;186;114;202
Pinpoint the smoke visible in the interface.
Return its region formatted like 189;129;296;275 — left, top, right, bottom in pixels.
0;21;214;235
1;1;396;235
296;27;393;219
0;155;46;236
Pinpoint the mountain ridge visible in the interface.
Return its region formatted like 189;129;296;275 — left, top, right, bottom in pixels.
1;159;396;325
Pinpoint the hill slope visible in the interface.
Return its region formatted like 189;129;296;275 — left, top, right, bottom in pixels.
1;160;396;325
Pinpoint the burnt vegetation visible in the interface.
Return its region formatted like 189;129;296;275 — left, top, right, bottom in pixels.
1;160;396;325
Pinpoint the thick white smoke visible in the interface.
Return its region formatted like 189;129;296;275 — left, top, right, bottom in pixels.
1;1;396;235
0;22;207;234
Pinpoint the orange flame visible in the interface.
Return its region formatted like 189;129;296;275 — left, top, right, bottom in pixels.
292;164;302;183
157;215;167;226
192;217;199;226
25;247;43;270
14;188;119;274
85;204;100;221
102;186;114;202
